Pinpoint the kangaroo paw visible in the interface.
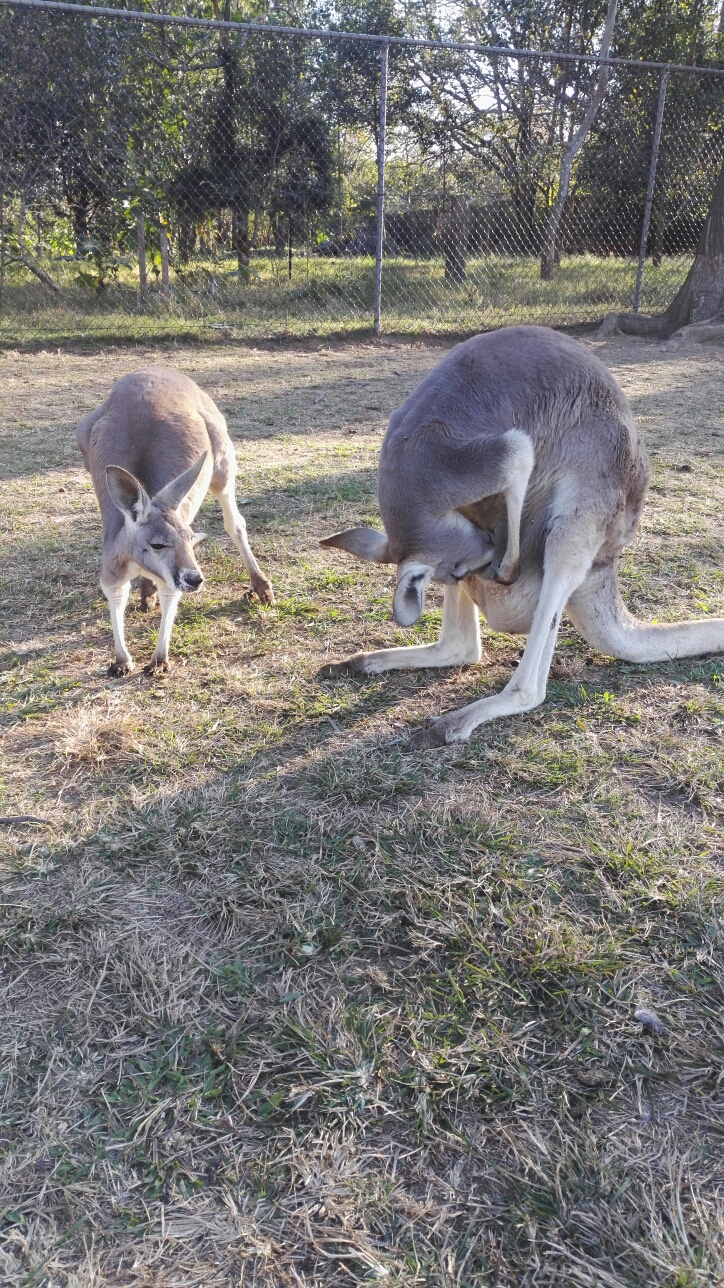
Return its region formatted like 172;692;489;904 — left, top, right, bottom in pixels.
405;720;450;751
317;654;370;679
143;659;170;677
244;577;275;605
107;660;134;677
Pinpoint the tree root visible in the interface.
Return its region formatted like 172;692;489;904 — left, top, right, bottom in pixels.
664;314;724;348
596;310;724;346
595;311;671;340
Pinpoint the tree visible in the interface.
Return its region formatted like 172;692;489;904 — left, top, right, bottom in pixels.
407;0;615;252
168;19;334;280
539;0;617;278
598;154;724;341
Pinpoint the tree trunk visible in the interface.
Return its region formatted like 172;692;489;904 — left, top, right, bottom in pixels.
540;0;618;280
72;199;90;257
136;210;147;294
442;195;470;284
232;206;250;285
598;155;724;341
159;221;170;295
178;215;194;265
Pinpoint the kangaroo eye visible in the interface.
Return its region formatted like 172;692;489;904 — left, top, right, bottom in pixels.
149;542;167;551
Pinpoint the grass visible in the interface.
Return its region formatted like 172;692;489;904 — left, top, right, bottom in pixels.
0;252;693;348
1;334;724;1285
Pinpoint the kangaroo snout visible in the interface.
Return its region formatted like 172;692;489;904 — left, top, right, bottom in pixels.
178;569;204;592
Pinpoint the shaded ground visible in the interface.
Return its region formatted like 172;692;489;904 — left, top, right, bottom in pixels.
1;332;724;1286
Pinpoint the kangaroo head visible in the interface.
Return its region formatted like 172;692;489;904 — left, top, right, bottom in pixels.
106;453;207;593
320;513;495;627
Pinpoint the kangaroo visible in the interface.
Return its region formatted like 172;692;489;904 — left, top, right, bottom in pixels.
77;368;273;676
320;325;724;748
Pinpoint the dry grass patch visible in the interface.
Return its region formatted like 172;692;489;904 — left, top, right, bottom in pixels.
1;334;724;1286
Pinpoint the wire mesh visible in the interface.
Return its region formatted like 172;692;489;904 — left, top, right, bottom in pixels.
0;1;723;346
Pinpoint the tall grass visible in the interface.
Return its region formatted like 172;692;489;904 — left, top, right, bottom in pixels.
0;252;692;346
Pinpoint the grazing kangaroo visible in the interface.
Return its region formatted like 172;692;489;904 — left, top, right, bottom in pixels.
77;368;273;676
320;325;724;748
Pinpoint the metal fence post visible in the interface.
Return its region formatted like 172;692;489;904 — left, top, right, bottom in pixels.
373;39;389;336
632;68;669;312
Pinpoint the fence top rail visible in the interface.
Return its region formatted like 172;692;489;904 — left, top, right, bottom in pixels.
3;0;724;79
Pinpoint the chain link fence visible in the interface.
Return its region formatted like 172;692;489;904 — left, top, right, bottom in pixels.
1;0;723;346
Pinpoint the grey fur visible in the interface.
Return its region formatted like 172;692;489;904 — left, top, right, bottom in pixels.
77;368;273;676
319;325;724;745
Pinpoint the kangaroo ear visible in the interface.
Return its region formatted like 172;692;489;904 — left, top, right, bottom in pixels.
320;527;392;563
392;564;433;627
153;452;208;512
106;466;152;524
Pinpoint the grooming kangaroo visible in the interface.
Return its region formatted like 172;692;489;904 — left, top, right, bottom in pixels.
320;325;724;748
77;368;273;676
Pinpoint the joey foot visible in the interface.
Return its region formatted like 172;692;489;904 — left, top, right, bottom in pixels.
138;578;158;613
143;659;170;677
482;560;520;586
107;660;134;677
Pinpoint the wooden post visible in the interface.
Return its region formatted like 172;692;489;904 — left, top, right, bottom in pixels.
136;209;147;293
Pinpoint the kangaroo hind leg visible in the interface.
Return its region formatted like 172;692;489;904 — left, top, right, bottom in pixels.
138;577;158;612
567;561;724;662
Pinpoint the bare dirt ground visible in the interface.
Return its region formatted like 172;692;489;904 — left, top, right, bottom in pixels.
1;333;723;1286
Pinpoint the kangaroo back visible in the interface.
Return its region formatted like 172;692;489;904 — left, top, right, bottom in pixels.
77;368;220;538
